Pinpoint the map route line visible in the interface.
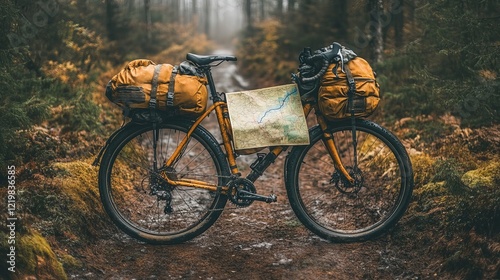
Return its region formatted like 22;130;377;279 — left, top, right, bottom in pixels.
257;86;298;123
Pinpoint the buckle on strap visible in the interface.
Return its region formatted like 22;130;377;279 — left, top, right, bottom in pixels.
166;91;174;106
344;64;356;90
149;98;157;109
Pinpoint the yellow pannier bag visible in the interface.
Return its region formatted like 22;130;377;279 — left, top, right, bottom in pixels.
106;59;208;117
318;57;380;120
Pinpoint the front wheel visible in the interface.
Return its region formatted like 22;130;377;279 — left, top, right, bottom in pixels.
285;119;413;242
98;120;230;244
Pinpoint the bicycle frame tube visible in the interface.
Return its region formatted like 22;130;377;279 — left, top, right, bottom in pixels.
160;100;240;193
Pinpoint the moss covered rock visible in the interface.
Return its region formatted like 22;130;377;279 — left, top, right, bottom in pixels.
461;160;500;188
50;160;108;240
17;231;67;280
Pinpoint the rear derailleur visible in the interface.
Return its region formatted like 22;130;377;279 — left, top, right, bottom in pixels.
149;168;176;214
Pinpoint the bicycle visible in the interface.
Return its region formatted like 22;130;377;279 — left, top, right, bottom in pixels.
93;49;414;245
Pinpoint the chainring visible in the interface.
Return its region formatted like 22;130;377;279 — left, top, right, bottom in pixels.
227;178;257;207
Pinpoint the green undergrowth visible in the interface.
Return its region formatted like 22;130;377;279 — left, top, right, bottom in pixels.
0;159;109;279
397;148;500;279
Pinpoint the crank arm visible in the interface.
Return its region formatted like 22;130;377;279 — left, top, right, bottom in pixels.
238;190;277;203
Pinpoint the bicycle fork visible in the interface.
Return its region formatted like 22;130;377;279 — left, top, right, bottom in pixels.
316;113;356;185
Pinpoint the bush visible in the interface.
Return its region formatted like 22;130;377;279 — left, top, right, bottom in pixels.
0;65;51;172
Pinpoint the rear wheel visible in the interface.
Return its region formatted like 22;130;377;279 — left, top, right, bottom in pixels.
98;120;230;244
285;119;413;242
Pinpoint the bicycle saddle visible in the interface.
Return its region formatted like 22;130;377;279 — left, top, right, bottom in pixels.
186;53;237;65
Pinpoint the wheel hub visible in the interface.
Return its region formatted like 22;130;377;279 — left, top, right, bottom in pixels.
331;166;363;194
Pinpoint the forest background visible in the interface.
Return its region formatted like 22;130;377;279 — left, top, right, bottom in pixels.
0;0;499;279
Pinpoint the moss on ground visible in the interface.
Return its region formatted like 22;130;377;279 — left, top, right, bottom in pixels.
49;160;109;240
461;159;500;189
16;231;67;280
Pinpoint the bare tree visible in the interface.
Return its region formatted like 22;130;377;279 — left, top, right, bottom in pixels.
205;0;211;36
105;0;119;41
368;0;384;63
145;0;152;40
394;0;405;49
245;0;252;30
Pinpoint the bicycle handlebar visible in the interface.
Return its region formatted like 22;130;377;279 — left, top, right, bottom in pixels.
300;58;329;83
297;43;342;83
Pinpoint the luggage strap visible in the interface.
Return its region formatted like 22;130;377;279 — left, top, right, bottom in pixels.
344;64;359;169
149;64;162;110
344;64;356;96
167;66;178;107
344;64;357;115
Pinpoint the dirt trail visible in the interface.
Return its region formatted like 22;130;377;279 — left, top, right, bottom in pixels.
70;154;430;280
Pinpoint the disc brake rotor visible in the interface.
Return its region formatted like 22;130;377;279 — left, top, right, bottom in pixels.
331;166;363;194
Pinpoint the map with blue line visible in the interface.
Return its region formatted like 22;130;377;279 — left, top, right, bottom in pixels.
225;84;310;150
257;86;297;123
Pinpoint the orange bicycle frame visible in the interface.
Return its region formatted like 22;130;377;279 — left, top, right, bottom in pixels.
160;96;354;191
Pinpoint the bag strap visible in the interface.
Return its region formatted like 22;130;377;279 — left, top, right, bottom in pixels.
344;64;356;94
344;64;357;115
149;64;163;110
167;66;178;107
344;63;359;169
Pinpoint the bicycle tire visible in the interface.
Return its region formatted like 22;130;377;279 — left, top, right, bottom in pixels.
285;118;413;242
98;119;230;244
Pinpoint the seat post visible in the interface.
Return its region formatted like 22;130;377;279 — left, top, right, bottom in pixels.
203;67;221;102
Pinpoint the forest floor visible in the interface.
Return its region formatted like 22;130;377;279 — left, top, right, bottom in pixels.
29;106;495;280
16;130;499;280
67;152;440;280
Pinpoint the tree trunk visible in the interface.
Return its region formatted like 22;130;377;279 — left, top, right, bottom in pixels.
329;0;348;39
145;0;152;41
204;0;211;37
288;0;296;13
245;0;252;30
276;0;283;17
260;0;265;21
105;0;118;41
394;0;404;49
368;0;384;63
171;0;180;23
192;0;199;32
338;0;348;39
